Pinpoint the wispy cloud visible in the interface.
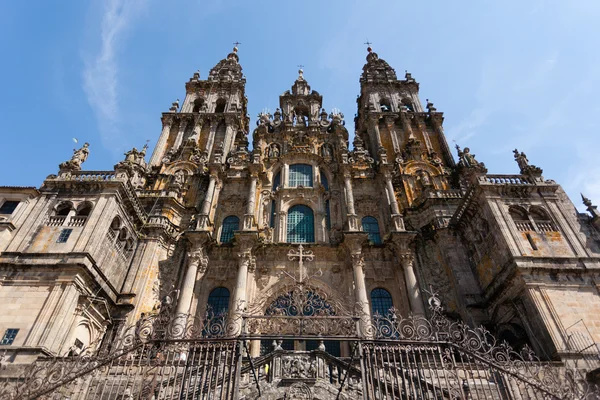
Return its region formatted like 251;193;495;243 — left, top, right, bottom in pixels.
83;0;145;150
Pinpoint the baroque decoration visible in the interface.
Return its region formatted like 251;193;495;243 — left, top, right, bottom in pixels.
3;45;600;400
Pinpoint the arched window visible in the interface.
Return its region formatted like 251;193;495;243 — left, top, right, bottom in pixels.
362;216;381;245
289;164;313;187
192;98;204;113
287;205;314;243
371;288;393;316
509;206;533;232
402;99;414;112
273;171;281;191
380;98;391;112
207;287;230;314
76;203;93;217
220;216;239;244
215;99;226;113
321;173;329;191
56;202;72;216
530;207;557;232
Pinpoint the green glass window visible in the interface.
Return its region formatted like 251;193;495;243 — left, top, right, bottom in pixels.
289;164;313;187
371;288;393;316
220;216;239;243
207;287;230;314
287;205;314;243
362;216;381;245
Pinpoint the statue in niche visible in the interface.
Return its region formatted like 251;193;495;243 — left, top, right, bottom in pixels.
417;170;432;186
321;143;332;158
59;142;90;170
268;143;280;158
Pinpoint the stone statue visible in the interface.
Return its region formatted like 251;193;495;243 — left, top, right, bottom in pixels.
173;170;185;186
268;143;280;158
513;149;529;171
59;142;90;170
321;143;332;158
513;148;543;176
456;144;486;172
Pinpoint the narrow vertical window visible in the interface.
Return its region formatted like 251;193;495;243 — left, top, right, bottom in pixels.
220;216;239;244
57;229;73;243
325;200;331;230
270;200;276;228
273;171;281;191
289;164;313;187
321;173;329;191
287;205;314;243
362;216;381;245
1;329;19;345
371;288;393;316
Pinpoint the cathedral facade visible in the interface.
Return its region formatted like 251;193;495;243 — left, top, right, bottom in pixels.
1;47;600;399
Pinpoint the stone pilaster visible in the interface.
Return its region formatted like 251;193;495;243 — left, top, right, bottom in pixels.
197;171;219;230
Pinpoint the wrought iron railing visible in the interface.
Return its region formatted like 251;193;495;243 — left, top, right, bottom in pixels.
1;291;598;399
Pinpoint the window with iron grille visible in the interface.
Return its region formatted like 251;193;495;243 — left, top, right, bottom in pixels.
57;229;73;243
220;216;239;244
287;205;314;243
0;200;19;215
362;216;381;245
1;328;19;345
207;287;230;314
288;164;313;187
371;288;393;316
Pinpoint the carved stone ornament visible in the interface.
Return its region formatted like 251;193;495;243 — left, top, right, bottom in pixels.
238;250;256;273
188;248;209;273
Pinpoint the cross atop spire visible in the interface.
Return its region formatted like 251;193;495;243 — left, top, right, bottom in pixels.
364;39;373;53
297;64;304;79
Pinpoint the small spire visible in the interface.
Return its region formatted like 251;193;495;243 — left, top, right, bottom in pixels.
582;193;593;208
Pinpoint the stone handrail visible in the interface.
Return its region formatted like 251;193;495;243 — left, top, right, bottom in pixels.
62;171;117;181
480;174;533;185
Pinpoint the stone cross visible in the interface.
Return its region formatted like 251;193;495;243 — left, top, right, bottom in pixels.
286;245;315;284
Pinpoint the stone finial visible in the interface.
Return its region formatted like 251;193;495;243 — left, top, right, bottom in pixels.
59;142;90;171
582;193;593;208
426;100;436;112
169;99;179;112
193;70;200;80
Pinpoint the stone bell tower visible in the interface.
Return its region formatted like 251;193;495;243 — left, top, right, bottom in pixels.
356;46;455;209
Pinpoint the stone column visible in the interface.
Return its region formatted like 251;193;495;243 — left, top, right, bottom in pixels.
400;253;425;315
231;249;255;335
351;254;372;338
384;172;405;231
197;173;218;230
172;117;189;151
368;117;383;149
343;173;358;231
385;116;400;153
176;247;208;316
243;174;258;230
149;116;173;166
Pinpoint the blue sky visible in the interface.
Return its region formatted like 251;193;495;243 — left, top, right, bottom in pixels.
1;1;600;210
